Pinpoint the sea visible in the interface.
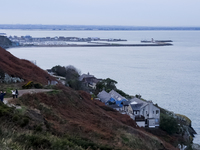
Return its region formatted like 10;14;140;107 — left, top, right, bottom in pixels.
1;29;200;144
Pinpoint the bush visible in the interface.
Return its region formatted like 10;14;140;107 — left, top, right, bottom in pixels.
22;81;34;89
16;134;51;149
12;115;20;122
0;102;13;116
160;113;179;134
35;125;43;132
116;89;131;99
34;83;43;89
20;117;29;127
68;79;82;90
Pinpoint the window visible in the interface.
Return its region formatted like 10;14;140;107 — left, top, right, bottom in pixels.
153;111;154;114
146;111;148;114
156;110;159;114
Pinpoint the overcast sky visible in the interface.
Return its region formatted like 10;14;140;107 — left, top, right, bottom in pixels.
1;0;200;26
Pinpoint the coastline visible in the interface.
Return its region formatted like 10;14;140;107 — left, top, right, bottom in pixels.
9;43;173;48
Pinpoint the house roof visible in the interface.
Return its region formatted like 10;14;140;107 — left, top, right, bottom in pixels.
121;101;130;106
130;103;144;111
122;97;149;111
79;73;95;81
97;90;111;103
115;99;127;107
98;90;128;105
109;90;127;101
130;97;148;108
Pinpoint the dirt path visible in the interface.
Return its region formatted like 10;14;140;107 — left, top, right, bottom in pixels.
4;89;53;105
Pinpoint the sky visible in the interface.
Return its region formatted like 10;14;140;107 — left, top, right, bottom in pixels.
1;0;200;27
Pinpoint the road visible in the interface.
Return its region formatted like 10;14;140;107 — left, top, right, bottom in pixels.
3;89;53;105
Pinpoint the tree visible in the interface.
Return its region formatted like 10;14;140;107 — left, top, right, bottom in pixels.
65;65;81;90
65;65;80;82
95;78;117;94
51;65;66;77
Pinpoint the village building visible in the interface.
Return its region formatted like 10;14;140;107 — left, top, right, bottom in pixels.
125;97;160;128
79;73;101;89
97;90;160;128
97;90;128;108
97;90;112;103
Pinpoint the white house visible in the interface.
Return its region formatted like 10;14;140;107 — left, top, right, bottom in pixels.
126;98;160;128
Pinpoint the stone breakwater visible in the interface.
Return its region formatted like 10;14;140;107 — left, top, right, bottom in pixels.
14;42;173;48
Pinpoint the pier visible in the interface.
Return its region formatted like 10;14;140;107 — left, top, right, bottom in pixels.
8;35;173;48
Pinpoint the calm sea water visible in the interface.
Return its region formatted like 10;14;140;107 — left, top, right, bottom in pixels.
2;29;200;144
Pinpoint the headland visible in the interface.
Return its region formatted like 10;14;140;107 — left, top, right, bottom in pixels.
4;35;173;48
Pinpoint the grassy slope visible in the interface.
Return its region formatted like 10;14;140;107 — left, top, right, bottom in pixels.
0;47;55;84
1;84;177;150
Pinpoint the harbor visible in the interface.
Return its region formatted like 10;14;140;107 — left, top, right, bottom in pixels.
8;35;173;47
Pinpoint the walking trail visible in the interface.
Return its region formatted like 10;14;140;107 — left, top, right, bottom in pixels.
3;89;53;108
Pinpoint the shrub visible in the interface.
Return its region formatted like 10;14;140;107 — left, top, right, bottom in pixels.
22;81;34;89
116;89;131;99
20;117;29;127
68;79;82;90
52;138;76;149
0;102;13;116
35;125;43;132
16;134;51;149
160;113;179;134
12;115;20;122
34;83;43;89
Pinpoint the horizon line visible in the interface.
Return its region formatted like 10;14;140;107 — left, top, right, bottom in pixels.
0;24;200;28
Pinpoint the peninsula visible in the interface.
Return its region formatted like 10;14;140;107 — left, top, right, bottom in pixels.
1;34;173;48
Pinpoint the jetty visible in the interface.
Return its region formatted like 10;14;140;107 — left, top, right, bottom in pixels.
7;35;173;48
17;43;173;47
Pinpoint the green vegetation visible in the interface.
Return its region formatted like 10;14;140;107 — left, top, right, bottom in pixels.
116;89;131;99
160;113;180;135
119;131;163;150
176;114;192;126
51;65;67;77
95;78;117;94
0;83;22;98
0;66;193;150
0;131;115;150
0;102;30;128
22;81;34;89
51;65;82;90
22;81;43;89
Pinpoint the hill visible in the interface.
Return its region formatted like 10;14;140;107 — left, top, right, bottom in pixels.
0;35;12;48
1;85;178;150
0;47;54;84
0;47;180;149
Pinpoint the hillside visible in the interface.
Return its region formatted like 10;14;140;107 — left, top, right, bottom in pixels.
0;35;12;48
0;47;54;84
0;47;180;149
0;84;178;150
